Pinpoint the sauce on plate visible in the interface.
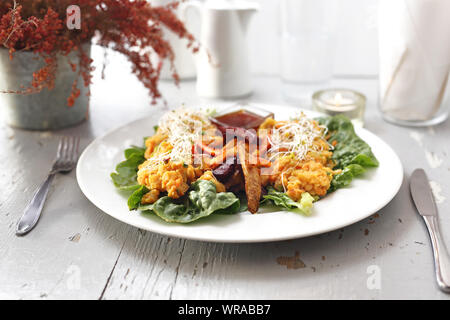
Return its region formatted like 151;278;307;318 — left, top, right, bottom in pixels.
213;109;270;130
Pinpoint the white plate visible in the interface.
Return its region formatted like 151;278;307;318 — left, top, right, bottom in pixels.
77;105;403;243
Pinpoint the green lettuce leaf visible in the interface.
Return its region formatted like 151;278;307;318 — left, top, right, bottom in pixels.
317;115;379;192
318;115;378;169
111;146;146;191
138;180;240;224
263;187;315;216
128;185;149;210
329;163;365;192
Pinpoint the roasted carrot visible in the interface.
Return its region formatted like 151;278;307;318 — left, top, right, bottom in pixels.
204;140;237;169
196;140;219;156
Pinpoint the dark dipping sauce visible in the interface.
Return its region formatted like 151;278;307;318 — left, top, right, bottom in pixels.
212;109;272;130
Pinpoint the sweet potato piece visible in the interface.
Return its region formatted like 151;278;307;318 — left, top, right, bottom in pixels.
237;142;261;214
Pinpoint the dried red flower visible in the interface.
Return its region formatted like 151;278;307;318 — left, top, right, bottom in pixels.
0;0;197;106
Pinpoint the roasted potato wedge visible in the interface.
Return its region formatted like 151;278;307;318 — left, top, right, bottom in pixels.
237;142;261;214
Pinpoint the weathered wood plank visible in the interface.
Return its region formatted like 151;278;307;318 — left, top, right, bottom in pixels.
100;231;186;300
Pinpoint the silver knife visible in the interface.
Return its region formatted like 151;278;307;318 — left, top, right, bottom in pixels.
410;168;450;293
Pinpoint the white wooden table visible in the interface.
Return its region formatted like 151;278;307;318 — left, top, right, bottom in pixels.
1;49;449;300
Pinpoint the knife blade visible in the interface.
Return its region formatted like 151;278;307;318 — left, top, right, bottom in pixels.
410;168;450;293
410;168;438;216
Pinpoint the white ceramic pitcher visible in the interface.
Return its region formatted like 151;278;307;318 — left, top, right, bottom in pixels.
151;0;198;80
181;0;259;98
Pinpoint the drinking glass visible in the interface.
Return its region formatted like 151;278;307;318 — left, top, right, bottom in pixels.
378;0;450;126
280;0;337;104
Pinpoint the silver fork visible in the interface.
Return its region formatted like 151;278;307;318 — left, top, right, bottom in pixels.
16;136;81;236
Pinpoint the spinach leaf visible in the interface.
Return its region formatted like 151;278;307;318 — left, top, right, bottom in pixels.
128;185;149;210
124;146;145;160
317;115;379;193
263;187;314;216
189;180;241;215
150;196;196;223
111;146;146;191
140;180;240;224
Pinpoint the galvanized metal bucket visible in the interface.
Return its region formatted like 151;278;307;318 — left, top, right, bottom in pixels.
0;45;91;130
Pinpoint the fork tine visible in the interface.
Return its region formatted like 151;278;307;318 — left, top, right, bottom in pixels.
71;137;80;163
56;137;65;159
63;137;71;160
68;137;76;161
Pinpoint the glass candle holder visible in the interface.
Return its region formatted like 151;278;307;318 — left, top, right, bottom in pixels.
312;88;366;127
